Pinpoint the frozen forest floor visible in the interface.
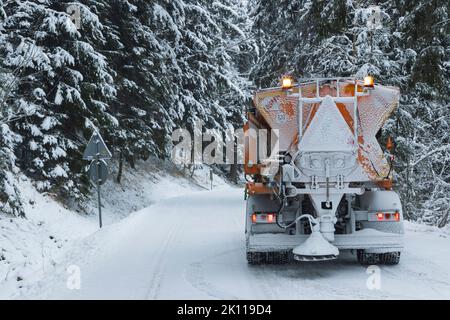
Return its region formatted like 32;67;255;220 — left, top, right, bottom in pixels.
2;163;450;299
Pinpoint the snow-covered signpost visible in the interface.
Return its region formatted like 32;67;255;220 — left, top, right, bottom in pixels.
210;169;213;190
83;131;112;228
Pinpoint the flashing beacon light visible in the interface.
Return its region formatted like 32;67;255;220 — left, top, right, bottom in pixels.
281;76;294;90
364;76;375;89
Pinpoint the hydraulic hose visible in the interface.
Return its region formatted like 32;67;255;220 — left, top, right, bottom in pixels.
276;207;316;230
274;185;317;230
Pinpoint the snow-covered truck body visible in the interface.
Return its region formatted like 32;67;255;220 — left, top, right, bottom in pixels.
244;77;404;264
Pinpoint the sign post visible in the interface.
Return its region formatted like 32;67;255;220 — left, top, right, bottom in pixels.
83;131;112;228
210;169;213;190
95;141;103;228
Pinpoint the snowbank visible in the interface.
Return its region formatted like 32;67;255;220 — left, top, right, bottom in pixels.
404;220;450;236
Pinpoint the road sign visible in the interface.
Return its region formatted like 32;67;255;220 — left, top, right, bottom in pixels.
83;131;112;160
88;159;108;186
83;130;111;229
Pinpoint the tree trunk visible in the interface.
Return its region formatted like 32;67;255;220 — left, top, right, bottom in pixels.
116;150;123;184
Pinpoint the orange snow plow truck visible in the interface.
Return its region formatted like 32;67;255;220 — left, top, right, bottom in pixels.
244;77;403;265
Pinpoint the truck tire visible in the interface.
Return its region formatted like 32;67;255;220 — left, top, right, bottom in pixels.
379;252;401;265
357;250;380;265
266;252;290;264
357;250;401;265
247;252;265;265
247;252;290;265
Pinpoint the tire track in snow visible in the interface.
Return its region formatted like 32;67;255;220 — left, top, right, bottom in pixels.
184;248;241;300
244;263;285;299
247;260;379;299
379;258;450;297
145;219;181;299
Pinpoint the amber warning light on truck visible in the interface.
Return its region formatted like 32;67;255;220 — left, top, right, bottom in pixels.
364;76;375;89
281;77;293;90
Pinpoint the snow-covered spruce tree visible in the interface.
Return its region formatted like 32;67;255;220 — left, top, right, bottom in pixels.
95;0;171;177
250;0;404;82
0;123;24;217
1;0;116;204
249;0;449;224
293;0;356;78
104;1;251;162
207;0;257;181
391;0;450;223
0;3;24;216
161;0;247;136
171;0;254;178
249;0;303;87
250;0;356;84
80;0;253;182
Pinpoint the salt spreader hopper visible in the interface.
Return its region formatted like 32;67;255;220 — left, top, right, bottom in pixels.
244;77;404;265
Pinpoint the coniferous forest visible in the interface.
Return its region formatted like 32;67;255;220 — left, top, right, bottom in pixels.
1;0;449;224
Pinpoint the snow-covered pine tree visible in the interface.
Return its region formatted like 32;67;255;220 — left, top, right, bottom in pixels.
164;0;235;134
392;0;450;223
0;1;25;216
249;0;301;87
207;0;257;181
250;0;403;81
88;0;161;182
116;0;252;160
206;0;252;125
88;0;253;180
1;0;117;205
171;0;255;178
249;0;449;224
0;121;24;216
0;121;24;217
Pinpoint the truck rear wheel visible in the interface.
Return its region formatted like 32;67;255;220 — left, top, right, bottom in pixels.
380;252;401;265
357;250;379;265
357;250;401;265
246;252;290;265
247;252;265;265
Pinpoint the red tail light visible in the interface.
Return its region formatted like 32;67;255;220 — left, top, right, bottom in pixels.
251;213;276;224
372;211;400;222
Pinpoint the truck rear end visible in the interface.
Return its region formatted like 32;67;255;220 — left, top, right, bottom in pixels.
244;77;403;265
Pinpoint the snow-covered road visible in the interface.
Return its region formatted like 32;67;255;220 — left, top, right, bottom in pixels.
22;187;450;299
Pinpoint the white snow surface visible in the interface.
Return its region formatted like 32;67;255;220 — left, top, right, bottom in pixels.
2;165;450;299
0;160;216;299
